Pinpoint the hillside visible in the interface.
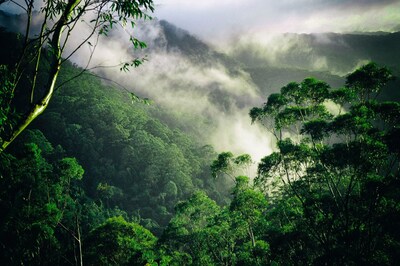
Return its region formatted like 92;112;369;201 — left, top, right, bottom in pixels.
0;27;233;235
231;31;400;74
1;8;400;265
1;12;399;224
35;61;233;232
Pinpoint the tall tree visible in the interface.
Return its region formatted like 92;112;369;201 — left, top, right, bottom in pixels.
0;0;154;152
250;62;400;264
161;191;221;265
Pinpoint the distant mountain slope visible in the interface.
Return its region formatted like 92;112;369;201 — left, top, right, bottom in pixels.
159;20;240;73
304;32;400;73
245;66;344;95
156;20;400;97
232;31;400;75
228;31;400;97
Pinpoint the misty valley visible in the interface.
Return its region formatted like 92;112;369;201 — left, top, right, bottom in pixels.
1;2;400;266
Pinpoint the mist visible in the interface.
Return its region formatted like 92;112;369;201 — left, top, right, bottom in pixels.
154;0;400;44
52;18;273;163
223;32;376;76
1;5;399;164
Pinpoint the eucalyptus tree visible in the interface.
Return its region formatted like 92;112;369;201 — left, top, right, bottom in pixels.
250;62;399;264
0;0;154;152
210;152;253;182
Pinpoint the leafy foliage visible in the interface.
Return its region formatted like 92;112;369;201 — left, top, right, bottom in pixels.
29;61;229;233
85;216;157;265
1;26;399;266
0;43;231;264
249;62;400;265
0;130;86;264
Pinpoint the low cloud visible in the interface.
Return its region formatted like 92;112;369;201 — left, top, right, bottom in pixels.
154;0;400;44
223;31;382;76
5;1;397;163
65;19;274;163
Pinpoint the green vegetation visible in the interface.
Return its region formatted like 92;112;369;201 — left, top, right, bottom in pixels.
1;18;400;265
2;58;398;264
33;61;230;232
248;62;400;264
0;0;154;152
0;26;232;263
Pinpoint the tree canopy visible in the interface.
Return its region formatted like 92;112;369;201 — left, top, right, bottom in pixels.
249;62;400;264
1;19;399;263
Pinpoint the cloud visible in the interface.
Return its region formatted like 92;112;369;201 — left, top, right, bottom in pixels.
0;8;275;163
154;0;400;44
62;20;274;163
298;2;400;33
4;0;398;164
118;50;272;162
210;112;273;162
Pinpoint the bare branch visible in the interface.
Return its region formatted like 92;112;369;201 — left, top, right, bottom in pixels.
61;12;101;63
9;0;27;11
29;0;51;104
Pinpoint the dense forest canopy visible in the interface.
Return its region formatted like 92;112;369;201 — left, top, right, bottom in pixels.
1;44;399;264
1;1;400;265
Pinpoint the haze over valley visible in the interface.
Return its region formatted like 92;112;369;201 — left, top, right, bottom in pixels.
1;1;400;264
3;7;399;161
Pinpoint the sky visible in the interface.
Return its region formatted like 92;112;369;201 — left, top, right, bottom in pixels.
2;0;399;40
154;0;400;42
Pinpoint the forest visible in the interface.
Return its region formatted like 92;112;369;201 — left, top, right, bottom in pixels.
1;0;400;265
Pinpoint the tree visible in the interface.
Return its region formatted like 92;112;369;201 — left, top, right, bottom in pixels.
230;176;267;248
211;152;253;182
250;62;400;264
0;129;86;264
161;191;221;265
0;0;154;152
84;216;157;265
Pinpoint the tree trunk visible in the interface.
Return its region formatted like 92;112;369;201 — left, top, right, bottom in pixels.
0;0;81;153
77;216;83;266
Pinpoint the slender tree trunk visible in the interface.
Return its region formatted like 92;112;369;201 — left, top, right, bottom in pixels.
0;0;81;153
77;216;83;266
248;225;256;247
1;68;60;151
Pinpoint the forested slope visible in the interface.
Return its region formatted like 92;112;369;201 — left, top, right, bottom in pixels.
0;27;233;264
32;61;231;230
1;19;400;265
